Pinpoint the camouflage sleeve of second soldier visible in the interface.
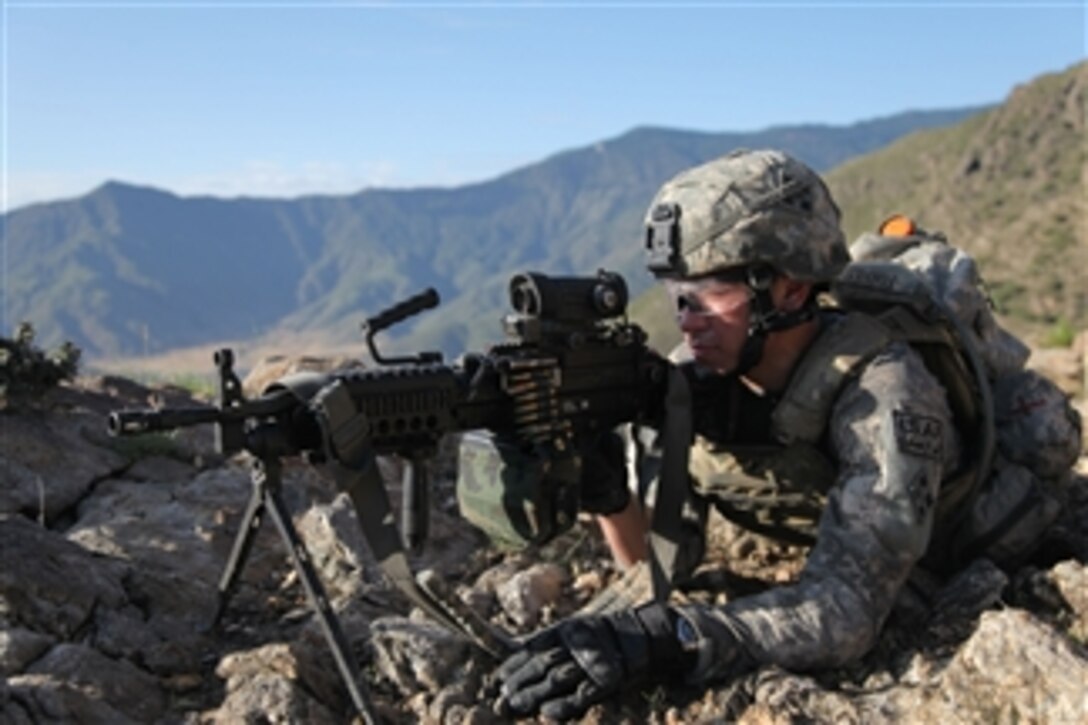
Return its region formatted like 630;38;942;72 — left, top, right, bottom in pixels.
674;341;962;683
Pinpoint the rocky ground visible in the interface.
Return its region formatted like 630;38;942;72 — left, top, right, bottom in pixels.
1;346;1086;724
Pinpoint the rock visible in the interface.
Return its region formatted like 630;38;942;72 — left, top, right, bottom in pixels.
0;628;54;676
495;562;568;629
369;615;474;696
295;493;374;602
1049;559;1088;614
87;604;163;664
457;582;495;620
883;609;1088;723
0;516;128;639
427;676;485;723
64;472;264;636
23;642;166;722
570;569;608;608
294;472;486;606
0;409;126;521
211;673;339;724
210;642;341;724
744;667;862;724
1048;559;1088;639
471;557;528;595
3;674;138;725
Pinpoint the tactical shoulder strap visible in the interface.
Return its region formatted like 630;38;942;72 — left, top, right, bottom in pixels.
775;303;993;526
875;306;988;521
649;365;694;602
833;262;996;523
772;312;892;445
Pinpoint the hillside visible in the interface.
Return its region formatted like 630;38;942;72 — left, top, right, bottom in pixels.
830;61;1086;336
0;108;983;365
632;62;1087;353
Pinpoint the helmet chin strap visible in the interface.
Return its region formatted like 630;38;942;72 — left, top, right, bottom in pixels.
734;266;816;376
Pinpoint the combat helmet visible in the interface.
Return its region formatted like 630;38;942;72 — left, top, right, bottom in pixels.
644;149;849;373
645;148;848;283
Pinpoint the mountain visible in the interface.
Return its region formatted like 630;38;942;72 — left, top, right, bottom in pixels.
830;62;1086;335
2;108;989;364
632;62;1087;353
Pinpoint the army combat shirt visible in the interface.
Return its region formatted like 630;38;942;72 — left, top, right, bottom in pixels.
672;334;962;683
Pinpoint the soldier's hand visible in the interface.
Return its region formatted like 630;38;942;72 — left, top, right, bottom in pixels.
494;602;693;719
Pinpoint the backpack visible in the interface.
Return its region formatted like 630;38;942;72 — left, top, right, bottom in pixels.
824;215;1082;570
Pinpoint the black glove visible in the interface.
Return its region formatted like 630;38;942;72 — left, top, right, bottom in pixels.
495;601;695;720
577;430;631;516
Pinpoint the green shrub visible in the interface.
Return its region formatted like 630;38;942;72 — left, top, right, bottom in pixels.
1041;318;1076;348
165;373;218;400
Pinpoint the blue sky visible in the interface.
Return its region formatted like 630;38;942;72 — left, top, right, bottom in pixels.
2;1;1085;211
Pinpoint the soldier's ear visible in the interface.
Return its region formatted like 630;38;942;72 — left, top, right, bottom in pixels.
775;277;812;311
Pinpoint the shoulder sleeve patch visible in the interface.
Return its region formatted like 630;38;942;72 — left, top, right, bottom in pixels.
892;409;943;461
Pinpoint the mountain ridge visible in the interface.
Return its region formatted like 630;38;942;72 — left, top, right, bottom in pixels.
2;103;997;364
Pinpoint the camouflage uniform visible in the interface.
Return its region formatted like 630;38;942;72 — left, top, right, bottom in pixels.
633;150;1070;682
663;327;962;681
639;150;959;680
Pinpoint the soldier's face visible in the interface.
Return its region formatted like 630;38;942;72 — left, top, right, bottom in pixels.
667;278;751;373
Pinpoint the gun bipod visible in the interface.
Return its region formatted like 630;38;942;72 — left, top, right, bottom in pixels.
211;454;379;725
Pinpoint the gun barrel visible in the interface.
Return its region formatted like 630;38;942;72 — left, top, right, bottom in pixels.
108;407;223;436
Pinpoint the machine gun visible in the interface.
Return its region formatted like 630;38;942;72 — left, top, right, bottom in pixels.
108;269;669;723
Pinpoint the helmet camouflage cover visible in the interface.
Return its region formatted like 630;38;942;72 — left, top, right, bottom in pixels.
644;149;849;282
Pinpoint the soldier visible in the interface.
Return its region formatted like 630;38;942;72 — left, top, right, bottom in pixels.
492;149;1077;719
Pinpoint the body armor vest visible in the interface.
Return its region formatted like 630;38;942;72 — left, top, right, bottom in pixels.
686;310;984;549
